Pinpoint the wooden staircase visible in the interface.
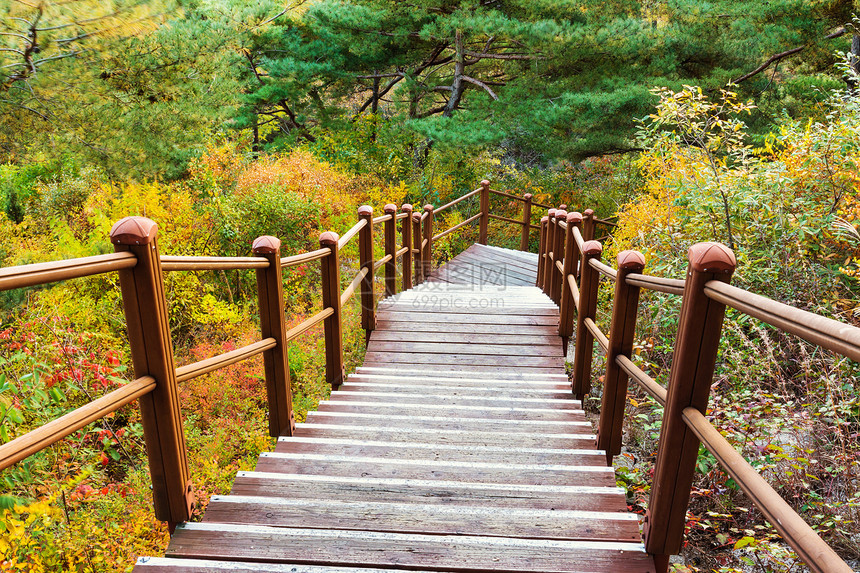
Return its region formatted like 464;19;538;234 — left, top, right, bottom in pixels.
133;244;656;573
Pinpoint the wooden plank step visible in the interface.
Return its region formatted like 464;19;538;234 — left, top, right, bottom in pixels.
338;383;574;399
316;401;584;421
354;366;569;381
362;353;565;368
304;411;589;433
201;496;640;542
229;471;628;511
293;424;596;448
373;320;558;335
445;252;538;278
330;390;578;407
368;331;561;346
273;437;605;465
365;341;564;358
135;557;459;573
361;363;564;374
165;524;656;573
254;452;616;486
375;311;557;326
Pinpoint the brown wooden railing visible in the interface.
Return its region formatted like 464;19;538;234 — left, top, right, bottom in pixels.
0;179;535;530
538;207;857;573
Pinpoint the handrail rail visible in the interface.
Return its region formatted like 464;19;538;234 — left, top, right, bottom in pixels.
538;202;857;573
338;218;367;250
176;339;277;383
341;266;369;305
0;252;138;290
434;187;481;214
704;280;860;362
281;248;330;268
372;213;394;224
0;376;157;471
161;256;269;271
432;212;482;242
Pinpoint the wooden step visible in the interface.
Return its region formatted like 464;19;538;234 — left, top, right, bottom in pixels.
366;340;564;358
316;401;584;421
230;471;628;511
330;390;578;407
273;437;605;465
254;452;616;486
164;524;656;573
338;382;574;399
135;558;458;573
305;411;589;433
201;496;641;542
294;424;596;448
368;331;561;345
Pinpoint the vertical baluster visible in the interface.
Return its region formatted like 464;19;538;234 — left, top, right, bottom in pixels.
644;243;735;572
536;216;548;288
401;204;413;291
111;217;192;527
520;193;533;251
558;212;582;353
412;212;423;284
252;235;295;437
597;250;645;464
478;179;490;245
422;204;434;280
572;240;602;400
541;209;557;296
583;208;595;242
549;209;567;305
383;204;397;297
358;206;375;343
319;232;344;389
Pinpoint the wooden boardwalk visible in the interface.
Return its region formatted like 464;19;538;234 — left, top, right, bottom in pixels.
134;244;655;573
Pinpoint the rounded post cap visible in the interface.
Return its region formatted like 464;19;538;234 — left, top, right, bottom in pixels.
401;203;413;212
548;208;557;218
688;242;736;273
252;235;281;254
480;179;490;189
384;203;397;214
566;212;582;224
559;204;567;211
540;216;549;223
319;231;340;246
412;212;422;221
523;193;533;200
555;209;567;220
582;240;602;257
423;204;433;212
617;250;646;270
357;205;373;217
110;216;158;245
583;208;594;218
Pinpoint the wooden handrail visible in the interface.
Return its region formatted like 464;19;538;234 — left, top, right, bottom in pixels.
432;212;482;242
584;317;609;352
337;218;367;250
589;258;617;281
341;267;369;306
161;256;268;271
487;213;539;229
0;252;137;291
626;273;685;295
705;281;860;362
176;339;276;383
286;307;334;340
682;407;853;573
281;248;330;268
615;355;667;406
372;213;394;224
373;253;393;271
395;246;409;259
0;376;156;471
434;187;481;214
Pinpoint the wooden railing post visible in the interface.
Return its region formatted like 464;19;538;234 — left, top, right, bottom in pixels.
110;217;192;526
541;209;557;296
549;209;567;305
401;204;413;290
319;231;344;389
558;212;582;353
572;240;602;400
520;193;533;251
412;212;423;284
583;208;595;242
478;179;490;245
597;250;645;464
252;236;295;437
422;204;434;280
644;243;736;570
536;215;548;289
358;205;375;343
383;204;397;297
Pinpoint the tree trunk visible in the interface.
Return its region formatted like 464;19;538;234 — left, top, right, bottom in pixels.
443;30;465;117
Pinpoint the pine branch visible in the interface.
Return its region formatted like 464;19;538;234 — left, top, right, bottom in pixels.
462;75;498;100
732;27;847;85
